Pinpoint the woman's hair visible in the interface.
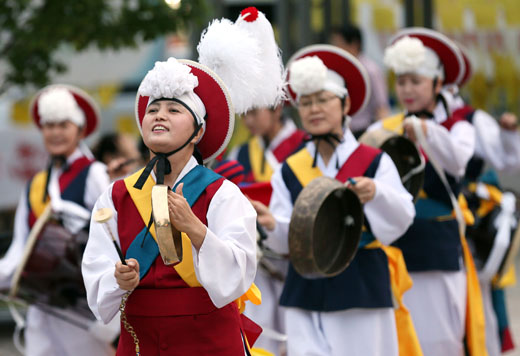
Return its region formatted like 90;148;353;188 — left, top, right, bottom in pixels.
92;133;119;164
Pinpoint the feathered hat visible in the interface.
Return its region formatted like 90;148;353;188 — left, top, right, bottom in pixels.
384;27;465;86
135;58;234;164
197;6;286;114
286;44;370;117
30;84;99;137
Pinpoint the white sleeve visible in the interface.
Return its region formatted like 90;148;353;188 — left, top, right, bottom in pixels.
264;167;292;255
84;161;110;210
82;184;127;324
363;153;415;245
192;180;257;308
424;119;475;177
0;190;29;289
365;120;384;133
500;129;520;173
472;110;520;173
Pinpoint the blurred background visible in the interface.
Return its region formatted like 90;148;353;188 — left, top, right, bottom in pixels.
0;0;519;354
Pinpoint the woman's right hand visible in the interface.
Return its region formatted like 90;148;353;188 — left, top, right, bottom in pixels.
114;258;140;291
249;199;276;231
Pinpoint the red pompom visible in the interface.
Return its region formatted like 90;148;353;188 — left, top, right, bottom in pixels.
240;7;259;22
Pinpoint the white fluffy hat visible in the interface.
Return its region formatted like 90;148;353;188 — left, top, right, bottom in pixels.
385;28;465;85
286;44;370;117
197;7;286;114
30;84;100;137
384;36;444;80
137;57;206;128
289;56;348;99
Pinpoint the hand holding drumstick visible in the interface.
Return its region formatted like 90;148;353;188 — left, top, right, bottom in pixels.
93;208;140;291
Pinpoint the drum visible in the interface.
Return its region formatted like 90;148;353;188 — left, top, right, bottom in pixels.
359;129;424;200
151;184;183;265
289;177;363;279
465;189;520;281
10;206;93;319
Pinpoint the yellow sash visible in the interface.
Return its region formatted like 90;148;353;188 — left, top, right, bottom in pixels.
286;148;323;186
28;171;50;218
123;169;261;306
382;113;405;134
248;137;274;182
288;149;423;356
366;241;424;356
461;235;489;356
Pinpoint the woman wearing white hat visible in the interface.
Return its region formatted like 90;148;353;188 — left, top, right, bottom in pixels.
254;44;416;356
0;84;117;356
441;44;520;356
82;57;262;355
368;28;486;356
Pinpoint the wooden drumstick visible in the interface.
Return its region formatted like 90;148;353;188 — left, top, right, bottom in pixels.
94;208;127;265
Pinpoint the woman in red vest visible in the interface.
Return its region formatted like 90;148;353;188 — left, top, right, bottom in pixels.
82;57;262;355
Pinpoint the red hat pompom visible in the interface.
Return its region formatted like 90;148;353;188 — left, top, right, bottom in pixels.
240;7;259;22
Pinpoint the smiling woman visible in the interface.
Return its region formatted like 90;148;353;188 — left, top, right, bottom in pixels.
142;100;202;157
41;121;84;158
82;56;264;356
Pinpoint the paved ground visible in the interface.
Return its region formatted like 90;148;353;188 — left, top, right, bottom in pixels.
1;262;519;355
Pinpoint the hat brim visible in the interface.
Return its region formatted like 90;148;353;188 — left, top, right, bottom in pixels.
30;84;99;137
459;46;472;87
392;28;464;86
286;44;370;117
135;60;234;163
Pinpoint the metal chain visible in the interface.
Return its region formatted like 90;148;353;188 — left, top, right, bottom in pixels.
119;291;140;356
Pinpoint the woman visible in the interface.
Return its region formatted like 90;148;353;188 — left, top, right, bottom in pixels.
442;45;520;356
369;28;485;356
0;85;117;356
82;57;260;355
255;44;416;356
230;105;306;184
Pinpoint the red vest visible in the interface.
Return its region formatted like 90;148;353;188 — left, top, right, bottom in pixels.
111;178;249;356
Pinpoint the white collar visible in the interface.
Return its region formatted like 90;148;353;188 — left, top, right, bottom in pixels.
150;156;199;187
64;148;83;166
304;129;359;176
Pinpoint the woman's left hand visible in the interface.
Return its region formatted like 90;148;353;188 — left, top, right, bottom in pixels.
500;112;518;131
346;176;376;204
168;183;207;249
403;118;428;142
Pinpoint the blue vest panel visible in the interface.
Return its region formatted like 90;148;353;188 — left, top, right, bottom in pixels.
392;161;462;271
61;164;91;208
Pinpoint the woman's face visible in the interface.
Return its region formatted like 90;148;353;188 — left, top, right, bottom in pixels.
395;73;441;113
297;90;349;136
141;100;200;153
242;107;281;137
41;121;83;157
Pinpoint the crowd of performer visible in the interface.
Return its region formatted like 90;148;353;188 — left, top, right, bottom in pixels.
2;5;520;356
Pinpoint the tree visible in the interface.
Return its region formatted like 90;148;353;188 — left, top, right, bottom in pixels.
0;0;208;94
